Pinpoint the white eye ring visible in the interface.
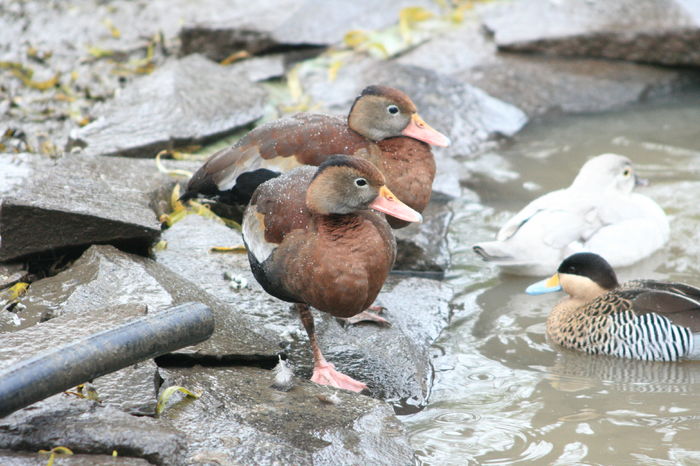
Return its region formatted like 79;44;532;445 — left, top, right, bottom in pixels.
387;104;399;115
355;177;368;187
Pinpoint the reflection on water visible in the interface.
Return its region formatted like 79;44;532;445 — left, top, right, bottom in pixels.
405;93;700;464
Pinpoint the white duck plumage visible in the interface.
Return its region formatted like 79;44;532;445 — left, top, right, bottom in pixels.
473;153;670;276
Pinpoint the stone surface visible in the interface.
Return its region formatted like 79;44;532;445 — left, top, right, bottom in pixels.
394;198;453;274
15;245;281;358
158;366;415;465
68;54;267;157
179;0;436;60
0;153;166;261
462;54;700;118
482;0;700;66
0;396;186;465
0;302;158;415
0;450;150;465
155;214;453;406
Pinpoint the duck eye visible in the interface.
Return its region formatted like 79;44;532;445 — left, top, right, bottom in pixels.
623;168;631;176
387;104;399;115
354;178;368;187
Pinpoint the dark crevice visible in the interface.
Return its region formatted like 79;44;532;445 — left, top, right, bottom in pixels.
154;353;283;370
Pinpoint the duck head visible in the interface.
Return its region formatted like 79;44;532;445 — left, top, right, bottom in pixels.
306;155;422;223
570;153;645;194
526;252;619;301
347;85;450;147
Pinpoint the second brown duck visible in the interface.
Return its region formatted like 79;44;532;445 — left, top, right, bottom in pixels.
181;85;450;228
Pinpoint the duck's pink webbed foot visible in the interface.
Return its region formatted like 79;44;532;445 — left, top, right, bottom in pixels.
311;362;368;393
342;305;390;326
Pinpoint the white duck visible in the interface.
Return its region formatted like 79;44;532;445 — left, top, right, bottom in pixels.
473;153;670;276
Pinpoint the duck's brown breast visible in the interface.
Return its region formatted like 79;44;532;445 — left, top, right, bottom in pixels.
375;137;436;228
278;212;396;318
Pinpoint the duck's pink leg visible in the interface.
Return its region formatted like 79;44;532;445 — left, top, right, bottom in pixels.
297;304;368;393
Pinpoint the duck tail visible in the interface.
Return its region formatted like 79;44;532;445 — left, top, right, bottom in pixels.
472;241;514;262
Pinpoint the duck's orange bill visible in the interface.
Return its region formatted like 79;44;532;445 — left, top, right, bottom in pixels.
370;186;423;223
401;114;451;147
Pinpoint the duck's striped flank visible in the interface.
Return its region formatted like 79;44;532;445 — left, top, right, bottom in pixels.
607;312;692;362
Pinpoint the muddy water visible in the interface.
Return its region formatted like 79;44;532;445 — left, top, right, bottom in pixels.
405;93;700;464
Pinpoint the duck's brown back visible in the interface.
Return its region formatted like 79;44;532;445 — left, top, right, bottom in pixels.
187;114;373;198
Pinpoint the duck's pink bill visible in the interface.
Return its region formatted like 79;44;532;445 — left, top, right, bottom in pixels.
401;114;451;147
370;186;422;223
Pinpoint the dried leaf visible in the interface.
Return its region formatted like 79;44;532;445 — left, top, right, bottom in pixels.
327;59;344;82
343;30;369;48
399;6;434;43
5;282;28;301
156;385;202;415
39;446;73;466
87;46;115;58
220;50;250;65
155;150;193;178
102;18;121;39
210;245;247;253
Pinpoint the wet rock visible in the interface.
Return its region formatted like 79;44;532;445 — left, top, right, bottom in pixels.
0;302;158;415
398;19;700;118
0;263;27;291
482;0;700;67
396;20;500;75
0;153;166;262
297;56;528;165
0;396;186;465
16;244;280;358
158;366;414;464
68;54;267;157
155;214;453;406
394;198;453;274
461;54;700;118
0;450;151;465
179;0;436;60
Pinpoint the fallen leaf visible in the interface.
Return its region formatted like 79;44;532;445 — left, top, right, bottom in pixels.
156;385;202;415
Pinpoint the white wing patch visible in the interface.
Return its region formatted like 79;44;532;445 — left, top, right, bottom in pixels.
242;208;277;263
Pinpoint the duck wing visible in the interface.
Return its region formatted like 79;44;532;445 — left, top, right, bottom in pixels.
184;114;370;201
619;286;700;332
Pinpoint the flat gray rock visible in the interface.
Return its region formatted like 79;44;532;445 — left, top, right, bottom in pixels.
0;302;159;415
0;450;151;465
68;54;267;157
461;54;700;118
0;153;166;261
155;214;453;406
158;366;415;465
394;198;453;274
15;245;280;357
482;0;700;66
180;0;436;60
0;396;186;465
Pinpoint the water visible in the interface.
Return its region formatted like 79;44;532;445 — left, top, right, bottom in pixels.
405;93;700;464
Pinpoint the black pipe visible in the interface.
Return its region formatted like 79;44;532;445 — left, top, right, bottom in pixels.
0;302;215;418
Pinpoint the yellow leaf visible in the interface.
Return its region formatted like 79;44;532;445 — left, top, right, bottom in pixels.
6;282;28;301
155;150;193;178
102;18;121;39
39;446;73;466
220;50;250;65
327;59;343;82
399;7;434;43
87;46;115;58
210;245;247;253
113;450;118;457
156;385;202;415
343;30;369;48
153;240;168;251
